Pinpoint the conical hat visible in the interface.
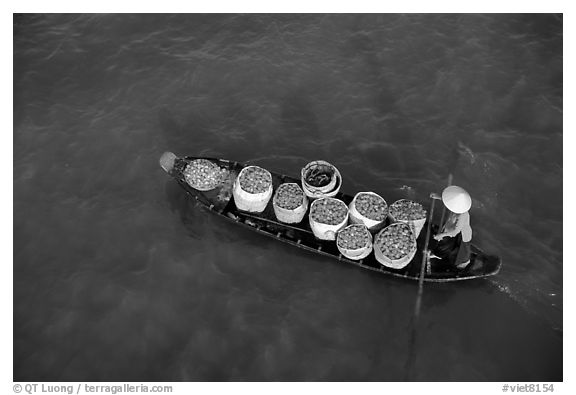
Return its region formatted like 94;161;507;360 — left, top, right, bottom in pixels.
441;185;471;214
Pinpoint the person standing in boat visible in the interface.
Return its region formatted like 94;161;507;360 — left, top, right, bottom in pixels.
430;186;473;269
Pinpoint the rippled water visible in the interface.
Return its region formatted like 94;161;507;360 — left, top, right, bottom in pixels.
13;14;562;381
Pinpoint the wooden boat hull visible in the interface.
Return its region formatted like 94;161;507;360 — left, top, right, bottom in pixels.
161;153;502;282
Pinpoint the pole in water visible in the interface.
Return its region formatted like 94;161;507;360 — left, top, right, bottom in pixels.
439;174;453;230
404;173;452;379
404;173;451;380
404;196;436;380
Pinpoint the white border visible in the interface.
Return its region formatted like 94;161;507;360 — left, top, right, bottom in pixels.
562;7;572;391
2;0;573;13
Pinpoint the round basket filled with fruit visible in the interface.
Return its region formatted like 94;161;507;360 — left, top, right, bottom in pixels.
232;165;273;213
348;191;388;231
309;197;349;240
336;224;373;260
273;183;309;224
184;159;229;191
374;222;417;269
388;199;427;238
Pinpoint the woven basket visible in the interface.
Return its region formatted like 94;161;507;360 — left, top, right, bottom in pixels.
309;198;349;240
388;199;427;238
301;160;342;199
272;183;309;224
183;159;227;191
336;224;373;260
348;191;388;232
232;166;273;213
373;223;417;269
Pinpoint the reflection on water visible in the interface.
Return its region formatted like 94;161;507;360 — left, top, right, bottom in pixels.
14;14;562;381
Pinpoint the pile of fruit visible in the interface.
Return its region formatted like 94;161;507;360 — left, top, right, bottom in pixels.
274;183;305;210
184;159;228;191
310;198;348;225
375;223;416;260
239;166;272;194
389;199;427;221
337;224;371;251
354;193;388;221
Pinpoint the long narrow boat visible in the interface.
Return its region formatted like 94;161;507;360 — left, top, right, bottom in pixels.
160;152;501;282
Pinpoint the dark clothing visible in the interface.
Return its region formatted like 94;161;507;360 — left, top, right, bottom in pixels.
433;232;471;268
